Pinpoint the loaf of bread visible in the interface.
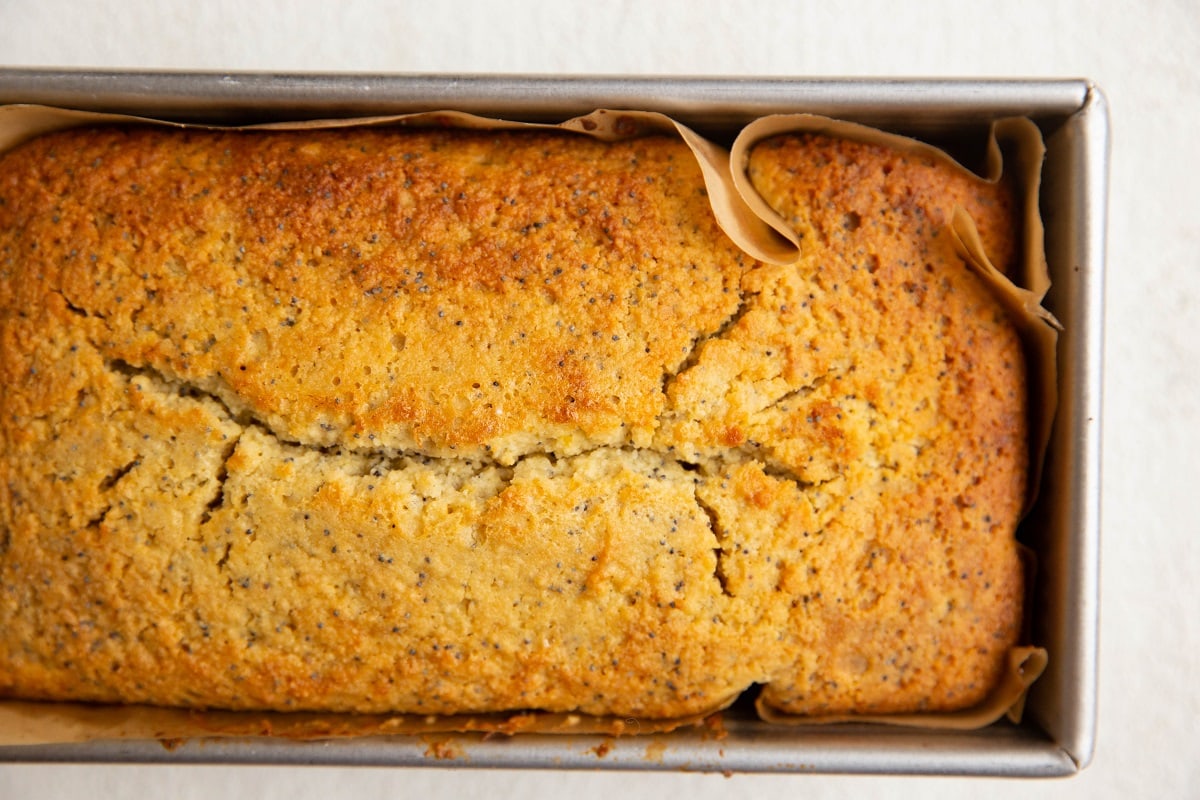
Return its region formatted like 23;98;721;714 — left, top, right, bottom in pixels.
0;124;1025;720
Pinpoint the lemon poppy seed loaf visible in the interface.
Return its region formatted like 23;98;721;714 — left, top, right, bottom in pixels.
0;125;1025;719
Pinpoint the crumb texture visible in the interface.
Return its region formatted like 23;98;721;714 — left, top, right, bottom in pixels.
0;127;1025;718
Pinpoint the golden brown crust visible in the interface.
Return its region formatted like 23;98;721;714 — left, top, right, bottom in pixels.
743;135;1026;714
0;126;1025;719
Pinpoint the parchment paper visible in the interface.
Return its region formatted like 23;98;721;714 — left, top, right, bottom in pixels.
0;104;1054;745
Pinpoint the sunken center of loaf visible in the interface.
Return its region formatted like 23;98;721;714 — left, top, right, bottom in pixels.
0;126;1026;718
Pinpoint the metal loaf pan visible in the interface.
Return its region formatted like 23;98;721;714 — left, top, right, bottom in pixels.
0;71;1106;776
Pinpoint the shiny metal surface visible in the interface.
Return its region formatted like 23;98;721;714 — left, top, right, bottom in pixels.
0;71;1105;775
0;69;1088;132
4;719;1075;776
1024;85;1108;771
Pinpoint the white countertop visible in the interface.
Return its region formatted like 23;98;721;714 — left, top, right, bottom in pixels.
1;1;1197;797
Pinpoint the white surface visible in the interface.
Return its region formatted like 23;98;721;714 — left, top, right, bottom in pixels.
1;0;1197;797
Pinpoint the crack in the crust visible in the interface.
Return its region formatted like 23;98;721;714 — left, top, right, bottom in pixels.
760;374;832;415
103;356;833;502
106;357;525;483
215;542;232;571
83;458;138;532
108;359;257;430
98;457;139;492
52;288;105;320
694;493;733;598
85;504;112;531
101;351;840;605
99;353;825;602
660;287;758;396
199;435;241;526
